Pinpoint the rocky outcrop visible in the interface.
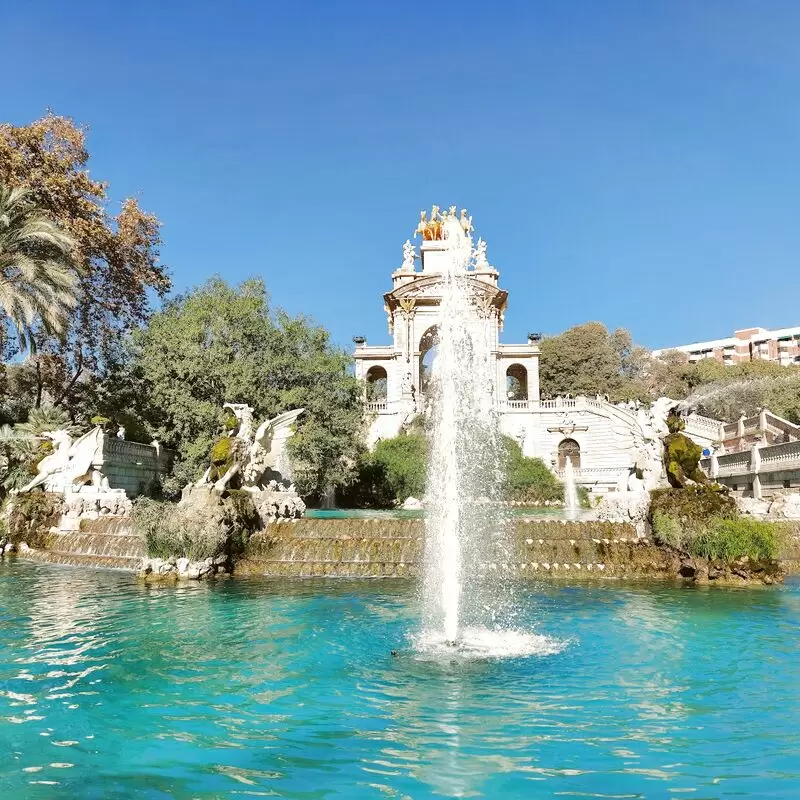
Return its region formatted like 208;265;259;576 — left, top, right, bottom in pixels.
593;491;650;538
139;555;231;581
676;553;784;585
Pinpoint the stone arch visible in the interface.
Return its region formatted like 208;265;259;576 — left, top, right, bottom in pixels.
365;365;388;401
419;326;439;394
505;364;528;401
557;438;581;469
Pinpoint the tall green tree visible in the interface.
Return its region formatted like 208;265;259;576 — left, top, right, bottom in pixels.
539;322;637;399
128;277;364;499
0;114;169;411
0;184;77;353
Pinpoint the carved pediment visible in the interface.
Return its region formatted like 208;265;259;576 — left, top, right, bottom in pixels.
385;274;507;312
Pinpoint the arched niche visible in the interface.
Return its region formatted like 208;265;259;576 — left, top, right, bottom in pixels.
557;438;581;469
365;365;388;401
506;364;528;401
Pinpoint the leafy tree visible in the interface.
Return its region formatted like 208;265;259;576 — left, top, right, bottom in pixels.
128;277;364;499
539;322;636;399
0;184;77;352
0;113;169;410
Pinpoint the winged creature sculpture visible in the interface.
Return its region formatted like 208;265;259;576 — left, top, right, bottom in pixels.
17;428;105;494
199;404;304;493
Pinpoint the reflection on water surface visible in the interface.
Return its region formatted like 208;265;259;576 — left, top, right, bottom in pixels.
0;561;798;798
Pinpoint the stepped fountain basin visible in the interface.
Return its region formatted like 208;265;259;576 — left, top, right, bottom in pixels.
10;515;797;583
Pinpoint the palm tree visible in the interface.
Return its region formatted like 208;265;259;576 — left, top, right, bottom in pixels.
0;184;77;352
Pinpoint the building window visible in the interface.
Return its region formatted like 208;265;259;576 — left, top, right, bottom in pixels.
365;366;388;401
557;438;581;469
506;364;528;401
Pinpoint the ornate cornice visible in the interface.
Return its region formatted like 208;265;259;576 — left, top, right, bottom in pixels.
384;274;508;314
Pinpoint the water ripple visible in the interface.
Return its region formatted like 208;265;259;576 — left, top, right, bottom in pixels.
0;562;798;798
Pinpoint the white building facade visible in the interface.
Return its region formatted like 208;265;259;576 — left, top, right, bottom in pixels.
354;210;719;494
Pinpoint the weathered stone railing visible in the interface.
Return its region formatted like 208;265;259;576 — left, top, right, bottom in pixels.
540;398;577;409
720;410;800;451
702;439;800;496
555;467;624;481
684;414;724;440
498;399;530;410
364;401;388;413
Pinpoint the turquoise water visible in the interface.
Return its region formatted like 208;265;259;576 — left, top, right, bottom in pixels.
0;561;798;799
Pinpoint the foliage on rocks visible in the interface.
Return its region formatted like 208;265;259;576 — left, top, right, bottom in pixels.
209;437;235;483
5;491;62;545
132;491;259;561
690;518;781;562
663;414;707;488
649;485;780;563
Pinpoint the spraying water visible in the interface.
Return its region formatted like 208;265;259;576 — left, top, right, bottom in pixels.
415;216;561;658
563;458;579;519
420;217;501;645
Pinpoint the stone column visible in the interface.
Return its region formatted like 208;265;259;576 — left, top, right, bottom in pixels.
750;442;762;499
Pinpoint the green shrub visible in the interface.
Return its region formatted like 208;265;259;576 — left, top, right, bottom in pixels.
340;432;576;508
690;518;781;562
341;433;428;507
651;509;683;549
90;415;111;427
501;437;565;504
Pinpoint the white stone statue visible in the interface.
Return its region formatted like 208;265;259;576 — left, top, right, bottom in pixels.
116;425;126;440
473;237;488;266
401;239;416;271
201;404;305;493
16;428;105;495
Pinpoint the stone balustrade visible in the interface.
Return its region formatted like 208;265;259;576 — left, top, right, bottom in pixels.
701;439;800;497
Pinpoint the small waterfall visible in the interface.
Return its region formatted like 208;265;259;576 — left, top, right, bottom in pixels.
563;459;579;520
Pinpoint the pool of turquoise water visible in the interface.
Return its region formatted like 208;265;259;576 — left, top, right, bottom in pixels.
0;560;798;799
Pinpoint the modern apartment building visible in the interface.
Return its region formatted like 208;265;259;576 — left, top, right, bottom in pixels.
653;326;800;366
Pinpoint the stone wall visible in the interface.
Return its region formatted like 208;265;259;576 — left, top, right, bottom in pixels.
99;437;172;498
11;515;798;581
236;518;671;579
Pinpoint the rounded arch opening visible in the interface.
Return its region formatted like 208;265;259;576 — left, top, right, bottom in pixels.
557;438;581;469
506;364;528;401
365;365;388;401
419;326;439;394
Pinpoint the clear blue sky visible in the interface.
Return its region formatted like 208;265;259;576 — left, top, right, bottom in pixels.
5;0;800;351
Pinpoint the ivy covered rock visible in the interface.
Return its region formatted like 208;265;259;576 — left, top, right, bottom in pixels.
663;412;707;487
